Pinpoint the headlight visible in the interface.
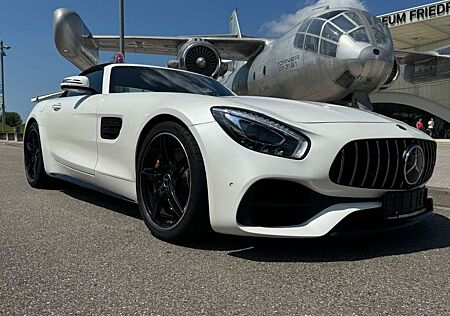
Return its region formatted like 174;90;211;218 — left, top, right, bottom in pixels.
211;107;310;159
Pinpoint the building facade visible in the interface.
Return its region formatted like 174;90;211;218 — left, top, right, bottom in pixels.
373;0;450;138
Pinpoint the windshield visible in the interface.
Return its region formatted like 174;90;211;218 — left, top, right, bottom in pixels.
109;66;233;97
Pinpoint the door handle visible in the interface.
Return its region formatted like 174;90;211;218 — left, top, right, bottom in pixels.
52;103;61;111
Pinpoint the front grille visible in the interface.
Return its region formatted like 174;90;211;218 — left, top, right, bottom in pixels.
329;138;436;189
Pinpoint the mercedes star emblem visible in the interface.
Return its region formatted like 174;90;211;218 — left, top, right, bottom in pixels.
403;145;425;186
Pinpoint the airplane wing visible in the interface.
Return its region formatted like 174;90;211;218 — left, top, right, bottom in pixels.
53;8;266;72
395;49;450;64
93;35;267;60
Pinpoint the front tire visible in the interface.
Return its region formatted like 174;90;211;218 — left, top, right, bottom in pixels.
24;122;53;188
136;121;210;243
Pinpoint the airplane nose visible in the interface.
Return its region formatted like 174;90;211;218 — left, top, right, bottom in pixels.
348;46;395;92
359;46;393;61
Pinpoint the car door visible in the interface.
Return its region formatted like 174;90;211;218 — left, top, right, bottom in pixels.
45;68;104;175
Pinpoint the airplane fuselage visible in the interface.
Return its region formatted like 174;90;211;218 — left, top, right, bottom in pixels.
223;9;395;103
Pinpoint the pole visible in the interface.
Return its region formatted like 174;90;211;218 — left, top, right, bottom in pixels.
1;41;6;133
119;0;125;57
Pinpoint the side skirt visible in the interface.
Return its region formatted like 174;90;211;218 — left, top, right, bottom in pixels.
50;173;137;204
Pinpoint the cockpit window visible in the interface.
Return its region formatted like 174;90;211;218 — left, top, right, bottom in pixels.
308;19;325;36
319;10;345;20
294;33;305;49
332;15;356;31
294;10;382;57
298;19;311;33
304;35;319;52
320;40;337;57
345;11;362;26
350;27;369;42
322;23;342;42
362;11;376;25
372;27;387;44
293;9;391;56
376;21;391;40
370;19;390;44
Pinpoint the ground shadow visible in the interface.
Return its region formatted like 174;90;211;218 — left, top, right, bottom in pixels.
53;180;450;261
58;180;141;219
227;213;450;262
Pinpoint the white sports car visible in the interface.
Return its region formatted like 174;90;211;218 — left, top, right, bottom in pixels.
25;63;436;242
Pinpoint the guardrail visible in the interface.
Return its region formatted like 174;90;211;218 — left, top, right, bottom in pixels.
0;131;23;142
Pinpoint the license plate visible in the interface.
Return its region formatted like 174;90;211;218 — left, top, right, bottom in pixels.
383;188;427;220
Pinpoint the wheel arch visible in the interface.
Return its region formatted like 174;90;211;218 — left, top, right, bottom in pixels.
24;117;38;136
135;114;196;165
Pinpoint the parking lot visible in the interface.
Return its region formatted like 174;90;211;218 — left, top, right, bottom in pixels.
1;143;449;315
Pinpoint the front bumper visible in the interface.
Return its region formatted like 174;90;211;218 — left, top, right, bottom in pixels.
190;121;434;238
329;198;433;236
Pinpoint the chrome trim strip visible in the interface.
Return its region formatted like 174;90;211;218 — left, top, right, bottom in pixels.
397;208;428;219
337;149;345;183
391;139;400;189
371;140;381;188
424;141;430;182
361;141;370;187
349;142;359;186
430;142;435;179
381;140;390;188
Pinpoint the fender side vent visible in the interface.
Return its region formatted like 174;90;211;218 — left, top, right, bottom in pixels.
101;117;123;140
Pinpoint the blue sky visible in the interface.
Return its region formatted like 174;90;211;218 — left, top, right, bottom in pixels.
0;0;436;120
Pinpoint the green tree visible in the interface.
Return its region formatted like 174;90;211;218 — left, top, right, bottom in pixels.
1;112;22;127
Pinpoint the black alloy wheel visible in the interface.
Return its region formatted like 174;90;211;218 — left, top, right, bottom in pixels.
137;121;209;242
24;122;52;188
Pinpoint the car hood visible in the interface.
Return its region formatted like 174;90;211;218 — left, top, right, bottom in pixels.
225;96;393;124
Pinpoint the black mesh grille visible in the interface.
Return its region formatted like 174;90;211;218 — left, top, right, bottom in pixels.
101;117;123;140
237;180;370;227
329;139;436;189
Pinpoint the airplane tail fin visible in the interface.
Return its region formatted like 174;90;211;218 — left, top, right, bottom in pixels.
229;9;242;38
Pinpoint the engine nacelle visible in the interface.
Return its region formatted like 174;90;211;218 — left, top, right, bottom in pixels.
176;39;224;78
381;59;400;89
53;8;99;71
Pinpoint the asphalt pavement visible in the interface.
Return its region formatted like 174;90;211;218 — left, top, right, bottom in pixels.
429;141;450;189
1;143;449;315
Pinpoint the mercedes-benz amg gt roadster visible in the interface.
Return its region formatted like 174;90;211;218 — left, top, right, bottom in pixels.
25;63;436;242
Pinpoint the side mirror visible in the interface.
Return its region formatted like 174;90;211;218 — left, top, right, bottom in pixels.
60;76;95;93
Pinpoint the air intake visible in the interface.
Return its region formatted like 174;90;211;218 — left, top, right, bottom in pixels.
183;43;220;77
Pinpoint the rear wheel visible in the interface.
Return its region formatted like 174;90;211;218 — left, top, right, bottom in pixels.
136;121;210;242
24;122;53;188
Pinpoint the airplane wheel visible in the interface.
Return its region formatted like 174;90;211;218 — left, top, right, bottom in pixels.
136;121;210;243
24;122;53;188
